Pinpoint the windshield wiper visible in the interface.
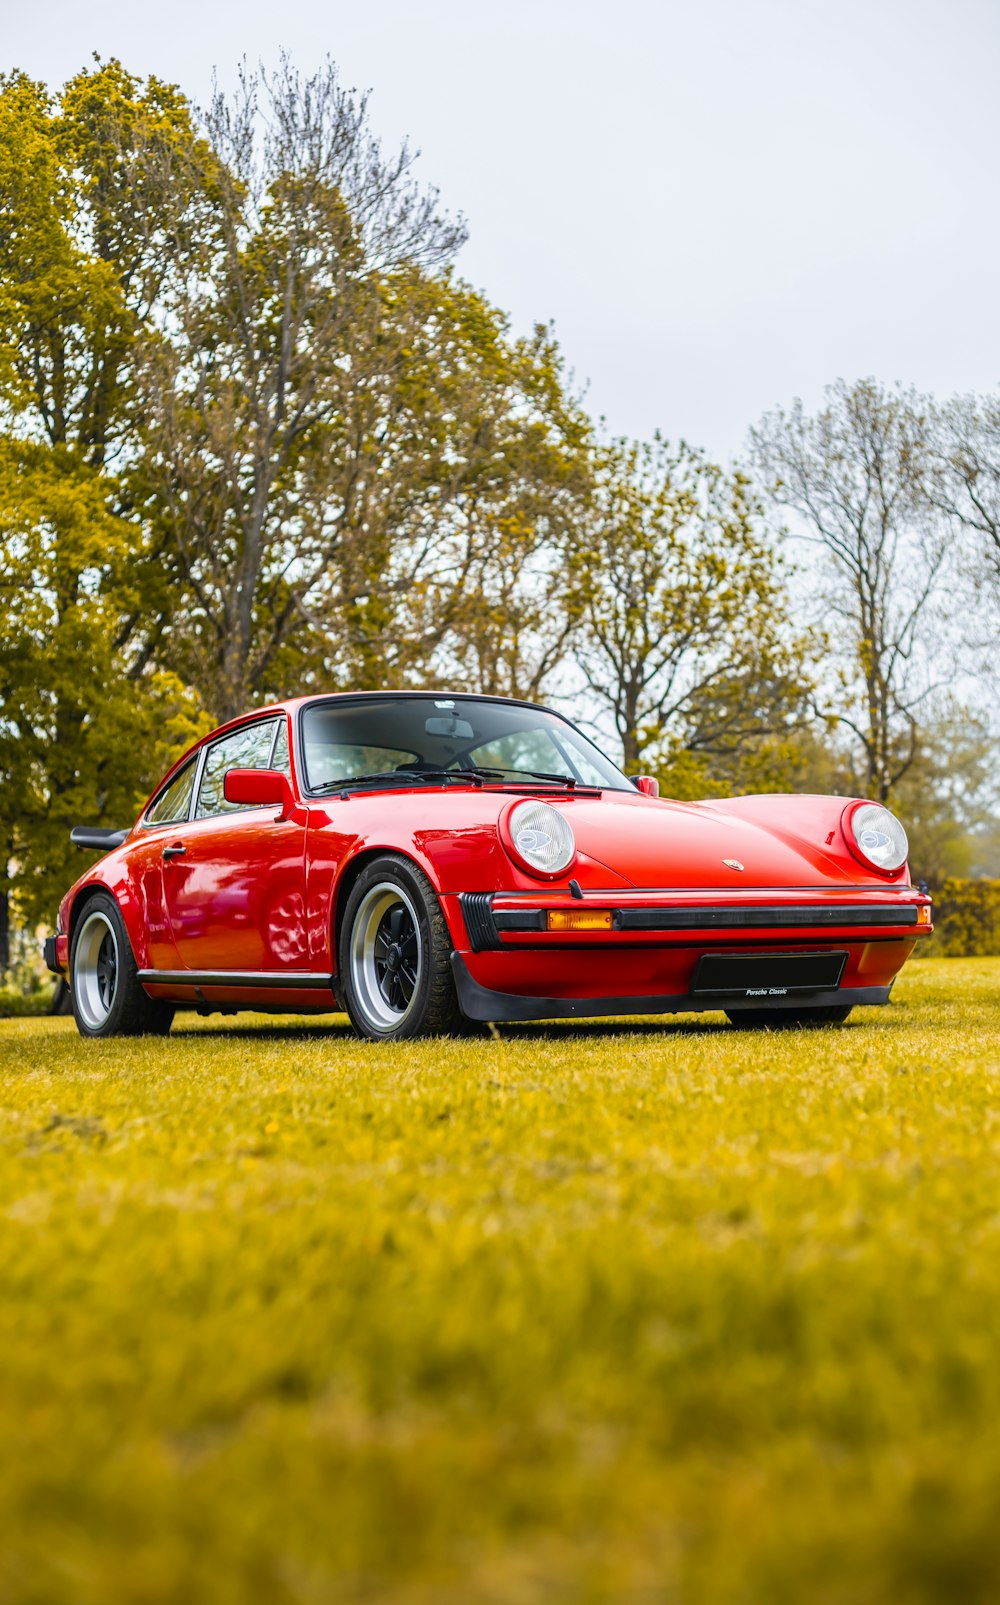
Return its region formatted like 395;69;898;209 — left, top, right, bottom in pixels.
309;773;425;795
468;766;581;787
309;768;501;796
310;766;587;797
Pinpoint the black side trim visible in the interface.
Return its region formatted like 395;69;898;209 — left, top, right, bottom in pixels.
71;826;128;852
137;970;334;991
450;954;891;1023
43;936;61;975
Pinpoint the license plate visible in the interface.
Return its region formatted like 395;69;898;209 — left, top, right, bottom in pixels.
692;951;848;998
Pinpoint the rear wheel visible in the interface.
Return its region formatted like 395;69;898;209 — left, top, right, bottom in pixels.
339;856;462;1041
725;1004;854;1028
70;892;174;1039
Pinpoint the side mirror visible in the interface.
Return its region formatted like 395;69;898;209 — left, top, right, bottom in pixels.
224;768;295;819
634;775;660;798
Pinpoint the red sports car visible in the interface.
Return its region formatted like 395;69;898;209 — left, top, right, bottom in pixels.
44;692;932;1040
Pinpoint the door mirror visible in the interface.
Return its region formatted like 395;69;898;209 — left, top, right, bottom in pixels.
634;775;660;798
223;768;295;818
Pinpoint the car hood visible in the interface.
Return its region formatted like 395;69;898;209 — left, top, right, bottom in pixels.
318;784;897;894
548;791;878;889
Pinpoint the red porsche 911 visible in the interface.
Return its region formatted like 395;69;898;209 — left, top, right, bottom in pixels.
44;692;932;1040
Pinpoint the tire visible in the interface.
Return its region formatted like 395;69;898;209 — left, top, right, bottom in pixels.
339;855;462;1041
725;1004;854;1028
70;892;175;1039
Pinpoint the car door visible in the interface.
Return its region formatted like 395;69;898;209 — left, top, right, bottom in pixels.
131;753;201;972
158;717;309;976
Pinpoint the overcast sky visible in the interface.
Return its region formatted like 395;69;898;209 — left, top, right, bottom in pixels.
5;0;998;462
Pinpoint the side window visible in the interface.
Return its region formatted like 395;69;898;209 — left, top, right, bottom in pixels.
195;721;277;820
270;718;290;777
146;758;197;826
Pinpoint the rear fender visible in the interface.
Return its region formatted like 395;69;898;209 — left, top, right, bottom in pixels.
66;858;151;969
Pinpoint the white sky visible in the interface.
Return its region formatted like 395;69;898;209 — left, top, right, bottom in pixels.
4;0;998;463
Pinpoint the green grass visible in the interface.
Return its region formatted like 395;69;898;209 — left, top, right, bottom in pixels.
2;958;1000;1605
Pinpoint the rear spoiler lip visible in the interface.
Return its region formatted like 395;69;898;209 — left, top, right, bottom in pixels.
70;826;128;852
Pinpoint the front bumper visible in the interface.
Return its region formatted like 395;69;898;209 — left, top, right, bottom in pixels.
446;886;931;1022
451;953;892;1021
43;934;69;977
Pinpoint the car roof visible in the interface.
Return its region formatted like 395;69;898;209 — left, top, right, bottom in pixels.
158;690;565;783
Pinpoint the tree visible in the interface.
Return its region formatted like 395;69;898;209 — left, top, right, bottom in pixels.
0;60;209;953
0;441;206;941
889;704;998;888
751;379;947;802
927;390;1000;601
337;305;593;702
571;435;813;782
136;58;466;722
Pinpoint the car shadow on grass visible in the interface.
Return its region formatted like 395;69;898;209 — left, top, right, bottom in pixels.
169;1015;743;1043
166;1011;885;1043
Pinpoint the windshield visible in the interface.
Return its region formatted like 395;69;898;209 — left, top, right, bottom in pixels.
299;696;632;792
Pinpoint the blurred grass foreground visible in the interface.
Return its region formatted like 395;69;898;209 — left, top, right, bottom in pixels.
2;957;1000;1604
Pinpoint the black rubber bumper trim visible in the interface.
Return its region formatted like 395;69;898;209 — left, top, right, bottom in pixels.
450;954;891;1022
616;903;919;931
137;970;334;990
43;936;62;976
496;902;919;936
459;893;502;952
460;893;922;951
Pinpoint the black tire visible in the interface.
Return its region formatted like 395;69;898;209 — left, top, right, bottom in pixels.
725;1004;854;1028
70;892;175;1039
339;855;462;1041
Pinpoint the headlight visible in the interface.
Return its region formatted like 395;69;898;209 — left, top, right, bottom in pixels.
845;802;909;874
504;799;576;877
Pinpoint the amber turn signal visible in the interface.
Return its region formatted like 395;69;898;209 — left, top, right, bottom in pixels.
917;905;932;926
546;909;614;932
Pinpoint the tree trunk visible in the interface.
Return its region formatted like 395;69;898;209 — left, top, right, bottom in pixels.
0;882;9;978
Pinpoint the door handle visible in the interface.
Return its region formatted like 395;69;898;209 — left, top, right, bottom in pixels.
162;844;186;860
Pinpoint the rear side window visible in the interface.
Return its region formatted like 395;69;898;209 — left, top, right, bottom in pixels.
195;720;278;819
146;758;197;826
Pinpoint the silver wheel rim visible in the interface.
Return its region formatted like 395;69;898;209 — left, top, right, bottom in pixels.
349;881;423;1033
74;911;120;1030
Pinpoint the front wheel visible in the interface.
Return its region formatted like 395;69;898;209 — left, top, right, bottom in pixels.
725;1004;854;1028
339;856;462;1041
70;892;174;1038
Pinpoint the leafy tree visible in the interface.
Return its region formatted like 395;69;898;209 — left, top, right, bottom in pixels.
751;380;947;802
0;61;209;955
571;435;813;781
136;58;466;721
0;441;207;943
926;391;1000;669
341;303;593;702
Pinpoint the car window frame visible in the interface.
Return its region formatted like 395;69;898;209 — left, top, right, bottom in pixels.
192;716;282;822
141;752;202;831
294;693;636;796
141;715;291;832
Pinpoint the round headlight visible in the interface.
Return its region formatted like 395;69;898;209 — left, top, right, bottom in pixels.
506;800;576;877
846;802;909;874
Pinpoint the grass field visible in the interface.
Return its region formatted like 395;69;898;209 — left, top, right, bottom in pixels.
2;958;1000;1604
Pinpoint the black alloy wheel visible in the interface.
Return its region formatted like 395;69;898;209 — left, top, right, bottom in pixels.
70;891;175;1039
339;855;463;1041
